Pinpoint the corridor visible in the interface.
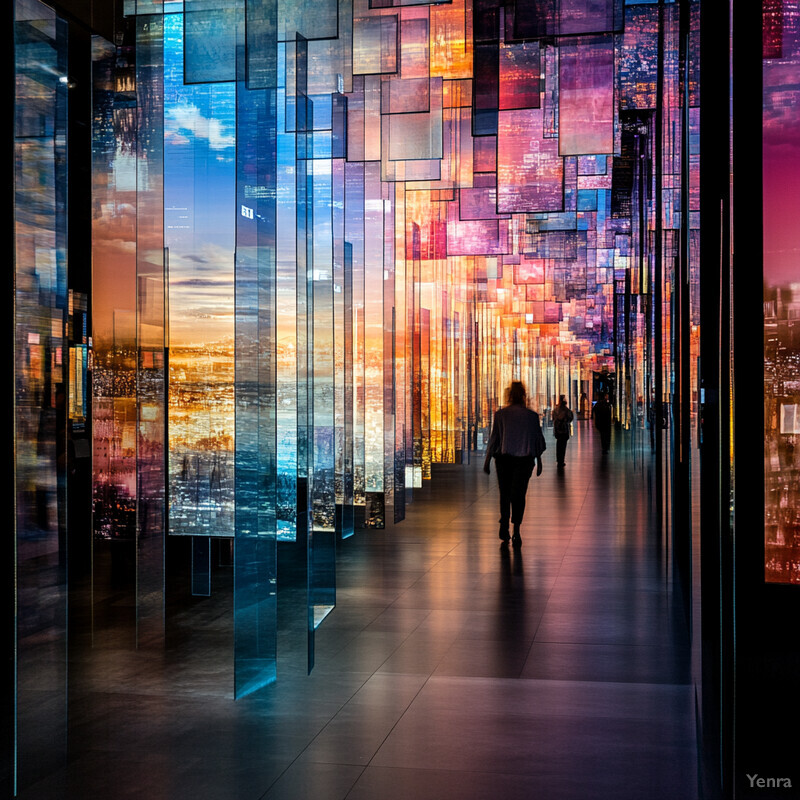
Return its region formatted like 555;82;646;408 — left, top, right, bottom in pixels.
20;422;698;800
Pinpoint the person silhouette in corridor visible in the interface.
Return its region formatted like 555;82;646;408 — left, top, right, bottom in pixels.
592;392;613;454
483;381;546;547
552;394;574;468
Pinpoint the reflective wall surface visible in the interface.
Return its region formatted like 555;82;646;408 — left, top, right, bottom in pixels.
14;0;69;790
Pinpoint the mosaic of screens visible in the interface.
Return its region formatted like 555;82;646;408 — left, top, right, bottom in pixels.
12;0;706;702
763;0;800;583
89;0;701;546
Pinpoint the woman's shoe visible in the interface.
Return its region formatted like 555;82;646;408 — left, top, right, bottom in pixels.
511;534;522;547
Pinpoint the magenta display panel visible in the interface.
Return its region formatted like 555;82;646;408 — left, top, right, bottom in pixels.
497;108;564;213
558;36;615;156
764;0;800;583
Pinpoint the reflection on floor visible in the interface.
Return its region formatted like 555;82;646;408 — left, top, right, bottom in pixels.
20;422;697;800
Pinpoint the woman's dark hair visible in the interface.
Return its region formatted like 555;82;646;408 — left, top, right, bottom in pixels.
508;381;527;405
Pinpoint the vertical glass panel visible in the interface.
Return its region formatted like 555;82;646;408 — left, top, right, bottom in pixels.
164;12;236;540
393;185;408;520
332;154;347;534
234;26;278;694
383;181;396;518
763;0;800;583
92;24;138;645
364;162;386;526
14;0;68;788
135;12;166;648
276;44;298;541
343;239;356;533
307;134;337;651
345;163;366;509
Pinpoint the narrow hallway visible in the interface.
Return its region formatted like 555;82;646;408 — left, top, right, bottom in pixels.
22;423;698;800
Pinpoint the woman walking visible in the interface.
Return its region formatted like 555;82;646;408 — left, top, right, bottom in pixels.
483;381;546;547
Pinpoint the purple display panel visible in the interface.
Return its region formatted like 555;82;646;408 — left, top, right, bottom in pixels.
393;185;407;521
619;4;658;111
558;36;615;156
499;41;541;111
497;108;564;213
473;41;499;135
557;0;622;36
459;179;509;221
420;307;431;479
473;135;496;173
447;207;510;255
506;0;556;41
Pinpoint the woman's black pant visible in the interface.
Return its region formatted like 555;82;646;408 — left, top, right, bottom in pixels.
494;454;535;527
555;435;569;465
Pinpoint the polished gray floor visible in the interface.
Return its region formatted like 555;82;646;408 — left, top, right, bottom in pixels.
20;422;698;799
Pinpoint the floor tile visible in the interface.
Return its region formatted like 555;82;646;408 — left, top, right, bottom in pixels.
17;427;698;799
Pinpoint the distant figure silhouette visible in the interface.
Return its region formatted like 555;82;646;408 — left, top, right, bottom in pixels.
483;381;546;547
592;392;613;454
552;395;574;468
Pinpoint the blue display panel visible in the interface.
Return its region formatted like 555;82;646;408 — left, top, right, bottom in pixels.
233;12;279;694
184;0;238;83
164;12;237;539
